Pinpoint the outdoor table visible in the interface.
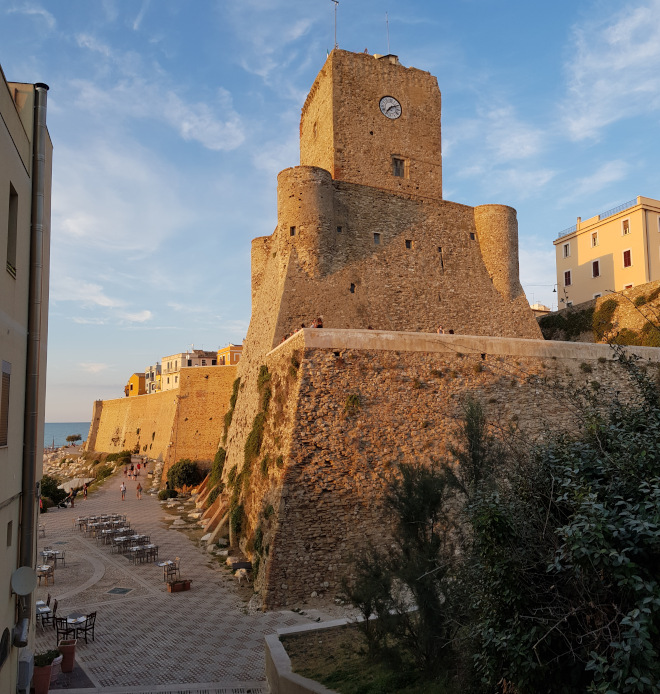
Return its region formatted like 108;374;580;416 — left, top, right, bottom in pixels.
145;544;158;562
157;560;174;580
36;564;53;586
41;549;62;567
36;604;52;629
67;613;87;626
113;536;132;554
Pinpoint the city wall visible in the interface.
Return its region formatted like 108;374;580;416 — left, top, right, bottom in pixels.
86;365;237;474
224;329;660;608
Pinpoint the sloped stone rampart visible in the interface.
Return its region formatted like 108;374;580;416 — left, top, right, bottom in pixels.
230;330;660;608
85;366;237;476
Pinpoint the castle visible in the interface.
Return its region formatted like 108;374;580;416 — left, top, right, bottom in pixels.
208;50;660;608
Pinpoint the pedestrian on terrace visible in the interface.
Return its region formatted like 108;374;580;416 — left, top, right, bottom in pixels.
120;482;126;501
136;482;142;500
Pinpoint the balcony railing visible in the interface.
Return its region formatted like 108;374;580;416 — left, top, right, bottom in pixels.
556;198;638;239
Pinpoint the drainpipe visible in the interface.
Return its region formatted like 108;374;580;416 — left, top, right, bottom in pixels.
17;82;49;629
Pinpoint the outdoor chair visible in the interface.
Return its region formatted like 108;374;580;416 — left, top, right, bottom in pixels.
42;599;57;628
132;547;146;564
76;612;96;644
55;616;76;642
59;551;66;567
46;593;51;606
166;557;180;581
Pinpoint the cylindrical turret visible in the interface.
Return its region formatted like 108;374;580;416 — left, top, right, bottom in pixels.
276;166;334;278
474;204;524;303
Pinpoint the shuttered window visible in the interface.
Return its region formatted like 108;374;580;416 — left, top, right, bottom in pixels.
0;362;10;447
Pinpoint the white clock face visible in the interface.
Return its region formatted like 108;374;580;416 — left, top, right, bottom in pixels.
379;96;402;119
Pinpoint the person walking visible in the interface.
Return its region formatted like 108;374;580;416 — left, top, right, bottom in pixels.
120;481;126;501
136;462;141;476
136;482;142;500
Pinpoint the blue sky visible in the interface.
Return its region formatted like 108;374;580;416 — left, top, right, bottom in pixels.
2;0;660;421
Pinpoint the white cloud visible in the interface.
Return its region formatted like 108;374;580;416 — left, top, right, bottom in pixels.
51;141;190;253
51;276;123;308
561;160;630;203
7;3;56;30
120;310;152;323
80;362;111;374
562;0;660;140
73;36;244;151
132;0;150;31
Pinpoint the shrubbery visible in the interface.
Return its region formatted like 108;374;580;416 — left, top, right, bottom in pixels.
166;458;202;490
94;464;113;481
158;489;178;500
40;475;66;506
345;355;660;693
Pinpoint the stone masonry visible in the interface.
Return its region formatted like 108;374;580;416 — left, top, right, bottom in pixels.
86;365;237;474
229;329;660;608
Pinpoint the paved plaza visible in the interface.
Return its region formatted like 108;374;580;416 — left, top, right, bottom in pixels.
34;472;326;693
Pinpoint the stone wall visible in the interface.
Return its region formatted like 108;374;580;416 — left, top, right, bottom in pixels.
224;329;660;608
85;365;237;475
539;280;660;343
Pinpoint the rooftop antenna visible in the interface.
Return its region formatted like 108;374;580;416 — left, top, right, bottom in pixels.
331;0;339;49
386;11;390;54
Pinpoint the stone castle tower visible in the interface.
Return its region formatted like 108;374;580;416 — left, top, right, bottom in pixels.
219;50;545;607
247;49;540;351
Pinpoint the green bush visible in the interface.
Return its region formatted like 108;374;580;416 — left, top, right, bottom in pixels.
223;377;241;443
158;489;178;500
206;486;220;507
244;413;266;465
592;298;618;338
40;475;66;505
230;503;244;535
34;650;61;667
634;294;648;307
94;464;113;481
106;450;132;463
167;459;203;490
208;447;226;487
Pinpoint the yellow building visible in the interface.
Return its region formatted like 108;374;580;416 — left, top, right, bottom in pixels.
0;66;52;691
554;196;660;306
217;343;242;366
124;373;146;397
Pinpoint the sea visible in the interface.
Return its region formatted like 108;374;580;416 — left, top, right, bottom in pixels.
43;422;90;449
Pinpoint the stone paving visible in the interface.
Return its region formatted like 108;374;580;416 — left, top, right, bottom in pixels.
34;471;337;693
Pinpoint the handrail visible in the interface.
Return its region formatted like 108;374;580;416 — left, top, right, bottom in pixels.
556;198;638;239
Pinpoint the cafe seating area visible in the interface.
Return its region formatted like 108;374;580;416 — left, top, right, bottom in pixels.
74;514;160;565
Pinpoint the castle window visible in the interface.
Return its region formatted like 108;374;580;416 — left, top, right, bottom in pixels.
290;226;296;236
350;283;355;293
469;232;476;241
562;242;570;258
6;184;17;279
374;233;381;245
392;157;405;178
405;239;412;249
337;226;342;233
564;270;572;287
622;219;630;235
1;361;10;447
591;231;599;247
623;249;632;267
592;260;600;278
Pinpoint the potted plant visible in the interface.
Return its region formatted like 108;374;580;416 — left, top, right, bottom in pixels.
33;649;60;694
58;638;77;673
166;578;192;592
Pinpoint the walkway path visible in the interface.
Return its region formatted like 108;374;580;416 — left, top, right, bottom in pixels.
34;471;323;693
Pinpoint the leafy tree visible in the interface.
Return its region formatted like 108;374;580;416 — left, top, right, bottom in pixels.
40;474;66;505
167;458;202;490
65;434;82;444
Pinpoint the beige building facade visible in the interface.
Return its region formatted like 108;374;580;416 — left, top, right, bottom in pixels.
554;196;660;306
160;349;217;391
0;65;52;692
